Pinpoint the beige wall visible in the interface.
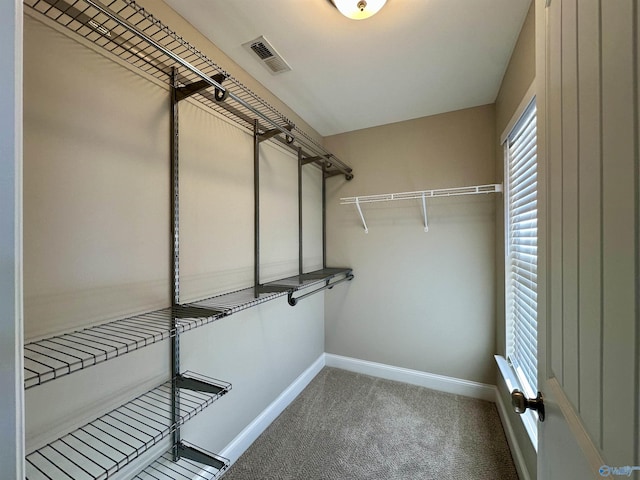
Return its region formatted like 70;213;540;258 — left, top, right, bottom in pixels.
22;7;324;464
494;2;537;478
324;105;497;385
495;1;536;149
24;16;171;338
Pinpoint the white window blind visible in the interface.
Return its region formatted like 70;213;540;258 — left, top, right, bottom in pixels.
505;100;538;397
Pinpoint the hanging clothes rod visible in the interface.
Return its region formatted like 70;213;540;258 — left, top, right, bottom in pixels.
341;183;503;233
287;273;354;306
80;0;352;179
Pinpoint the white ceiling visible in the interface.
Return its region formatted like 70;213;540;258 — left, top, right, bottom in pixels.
164;0;531;137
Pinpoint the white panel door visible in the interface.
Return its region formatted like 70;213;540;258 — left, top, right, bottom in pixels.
536;0;639;478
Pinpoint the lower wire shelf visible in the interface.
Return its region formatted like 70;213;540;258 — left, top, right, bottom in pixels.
25;371;231;480
24;306;225;389
134;442;229;480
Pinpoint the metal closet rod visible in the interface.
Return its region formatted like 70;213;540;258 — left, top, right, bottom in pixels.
287;273;354;306
83;0;352;179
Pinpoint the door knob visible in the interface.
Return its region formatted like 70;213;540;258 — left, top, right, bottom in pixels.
511;390;545;422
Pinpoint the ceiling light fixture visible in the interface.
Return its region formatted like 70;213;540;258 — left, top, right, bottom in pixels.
332;0;387;20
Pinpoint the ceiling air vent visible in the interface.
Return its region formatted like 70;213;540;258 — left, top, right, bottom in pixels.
242;36;292;75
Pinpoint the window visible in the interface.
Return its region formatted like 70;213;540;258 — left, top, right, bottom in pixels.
504;99;538;400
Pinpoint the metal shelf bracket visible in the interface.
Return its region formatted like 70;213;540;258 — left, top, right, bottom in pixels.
177;442;228;471
176;373;230;396
172;304;227;320
176;73;227;102
257;124;293;143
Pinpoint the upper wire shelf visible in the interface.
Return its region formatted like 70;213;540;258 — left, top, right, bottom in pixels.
340;184;503;233
25;371;230;480
340;184;503;205
23;0;353;179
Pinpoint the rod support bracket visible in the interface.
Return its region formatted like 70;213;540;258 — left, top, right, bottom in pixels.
258;124;294;143
176;73;227;102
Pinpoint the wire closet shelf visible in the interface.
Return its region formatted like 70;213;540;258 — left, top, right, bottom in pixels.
25;372;231;480
23;0;353;179
133;442;228;480
23;268;352;390
341;184;503;233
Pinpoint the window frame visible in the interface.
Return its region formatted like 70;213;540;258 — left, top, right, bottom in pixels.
496;84;538;448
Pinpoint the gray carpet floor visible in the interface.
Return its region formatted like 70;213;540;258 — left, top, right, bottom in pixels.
222;367;519;480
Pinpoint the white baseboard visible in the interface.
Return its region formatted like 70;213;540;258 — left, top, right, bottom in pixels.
219;354;325;465
325;353;496;402
495;386;533;480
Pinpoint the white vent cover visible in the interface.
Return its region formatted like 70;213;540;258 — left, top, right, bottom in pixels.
242;35;291;75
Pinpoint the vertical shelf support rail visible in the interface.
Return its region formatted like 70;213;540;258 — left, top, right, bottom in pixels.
298;147;303;277
322;162;327;269
254;120;261;298
169;67;181;461
169;67;233;472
